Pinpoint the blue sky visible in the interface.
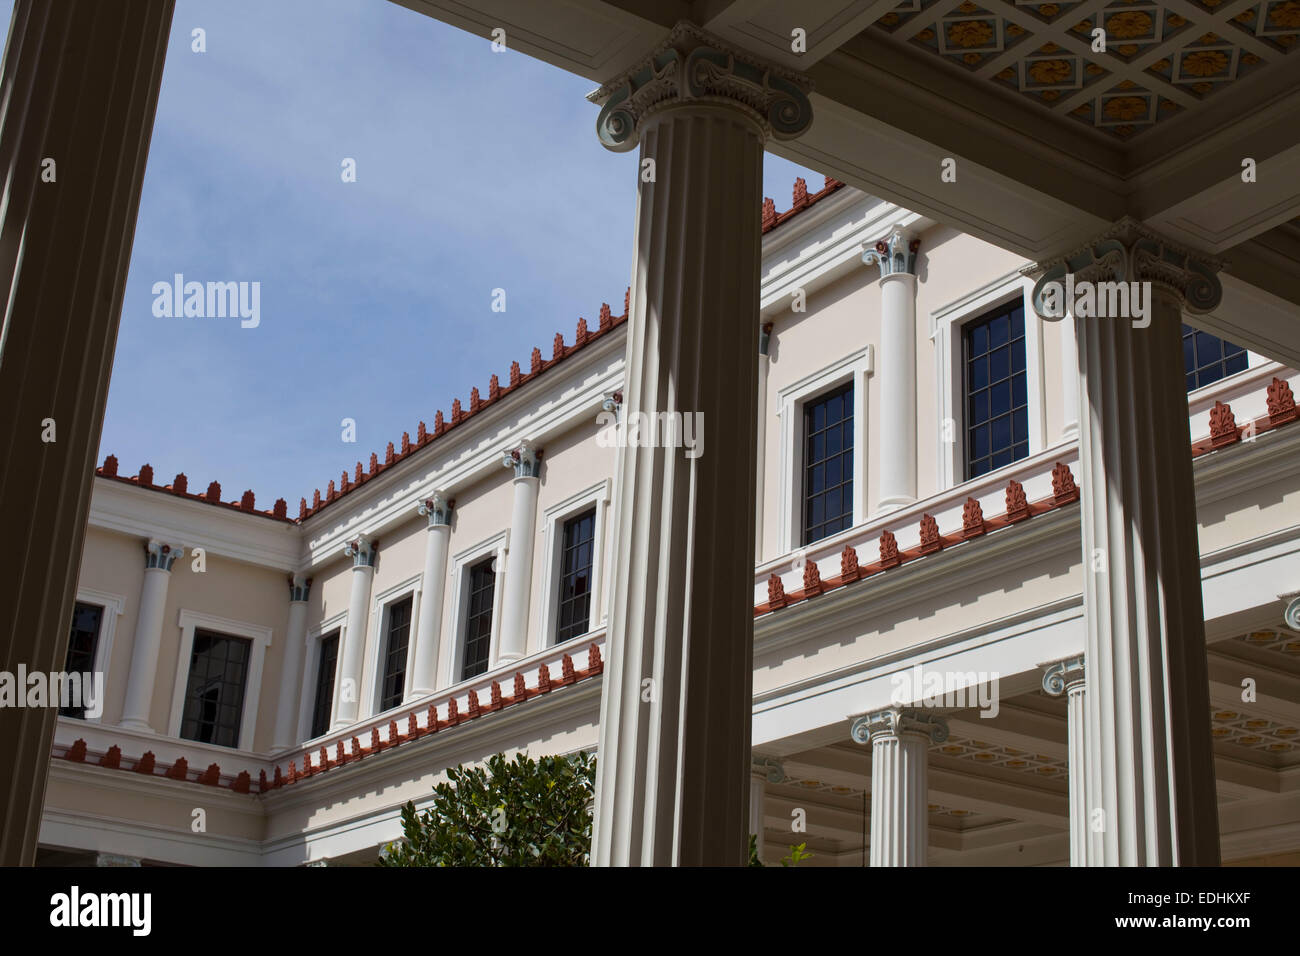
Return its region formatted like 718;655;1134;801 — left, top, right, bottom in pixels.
10;0;823;508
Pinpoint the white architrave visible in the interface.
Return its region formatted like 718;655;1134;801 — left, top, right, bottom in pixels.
167;609;273;752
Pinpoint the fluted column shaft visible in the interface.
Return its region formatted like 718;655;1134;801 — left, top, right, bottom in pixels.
120;542;184;732
409;495;453;697
272;575;311;749
498;444;541;665
1044;657;1089;865
853;709;945;866
333;539;376;729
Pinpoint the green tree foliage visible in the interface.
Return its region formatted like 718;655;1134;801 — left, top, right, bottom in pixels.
378;751;595;866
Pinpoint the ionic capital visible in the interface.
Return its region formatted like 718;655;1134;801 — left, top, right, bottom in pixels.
1041;655;1086;696
1025;217;1223;321
501;439;542;479
342;536;377;568
287;572;312;603
863;230;920;279
759;322;774;357
417;492;454;528
144;539;184;571
751;755;784;784
588;20;813;153
850;707;949;745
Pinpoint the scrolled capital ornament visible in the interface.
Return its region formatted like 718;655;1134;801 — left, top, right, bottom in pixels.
589;21;813;152
850;707;949;746
1041;655;1085;696
342;536;377;568
862;231;920;278
417;492;453;528
144;539;185;571
501;439;542;478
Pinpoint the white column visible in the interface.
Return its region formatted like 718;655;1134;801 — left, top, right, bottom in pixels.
1030;219;1221;865
1043;656;1088;866
332;536;376;730
497;442;541;666
119;540;185;732
408;493;453;698
864;233;920;514
588;22;813;867
852;708;947;866
1059;310;1080;439
749;756;781;863
755;323;772;562
271;574;311;750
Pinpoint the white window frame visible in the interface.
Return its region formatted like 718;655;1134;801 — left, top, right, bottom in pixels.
931;271;1046;491
300;609;347;743
538;479;611;648
775;345;873;554
67;587;125;724
168;609;272;751
363;574;422;719
446;531;507;685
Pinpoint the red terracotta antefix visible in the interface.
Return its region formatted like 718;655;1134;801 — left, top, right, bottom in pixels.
761;197;776;230
433;410;445;435
100;745;122;769
327;478;338;500
1267;377;1297;425
273;766;283;787
447;697;459;723
552;332;565;360
401;431;412;454
135;752;156;775
337;740;348;765
599;303;612;331
510;360;522;387
417;420;428;444
530;346;543;374
339;471;350;494
313;489;322;509
387;720;399;747
370;727;381;753
385;441;395;465
576;317;589;346
299;754;311;777
962;497;986;538
825;175;843;189
1051;462;1079;504
233;771;251;794
351;736;362;758
101;454;118;477
466;689;481;718
240;489;255;510
166;757;189;781
513;672;528;702
198;763;221;786
589;643;602;671
65;739;87;762
767;572;787;609
407;713;419;738
802;559;824;596
470;386;482;412
286;761;297;784
356;460;366;483
138;463;154;486
298;498;308;519
623;287;630;316
425;706;438;733
841;544;861;582
879;530;901;569
1005;479;1030;522
205;480;221;502
321;744;332;768
489;374;501;401
490;680;503;710
451;398;463;424
258;770;269;792
537;663;553;693
1209;400;1240;448
561;654;576;683
173;473;188;495
918;514;943;555
792;176;809;209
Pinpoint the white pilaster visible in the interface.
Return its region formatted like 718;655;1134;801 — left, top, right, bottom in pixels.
755;323;772;561
864;232;919;514
1059;310;1080;439
409;493;453;698
332;537;376;730
119;540;184;733
271;574;311;750
588;22;813;866
1030;219;1222;865
497;443;541;666
852;708;947;867
1043;656;1088;866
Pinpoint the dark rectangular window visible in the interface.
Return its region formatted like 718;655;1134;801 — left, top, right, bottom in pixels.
462;558;496;681
378;596;413;713
556;508;596;644
180;630;251;748
964;301;1028;479
60;602;103;719
802;381;854;545
1183;324;1247;391
309;630;339;739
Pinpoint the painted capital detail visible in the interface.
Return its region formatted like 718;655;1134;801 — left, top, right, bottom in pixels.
1042;655;1085;696
588;21;813;152
501;439;542;478
342;536;377;567
863;232;920;278
287;573;312;603
144;539;184;571
850;707;949;745
1026;217;1223;320
417;492;453;527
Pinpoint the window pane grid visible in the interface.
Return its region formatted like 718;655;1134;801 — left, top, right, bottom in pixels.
60;602;103;719
310;631;339;739
964;303;1029;479
802;381;854;545
1183;324;1247;391
462;558;496;681
180;630;251;748
556;509;596;644
378;597;412;713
